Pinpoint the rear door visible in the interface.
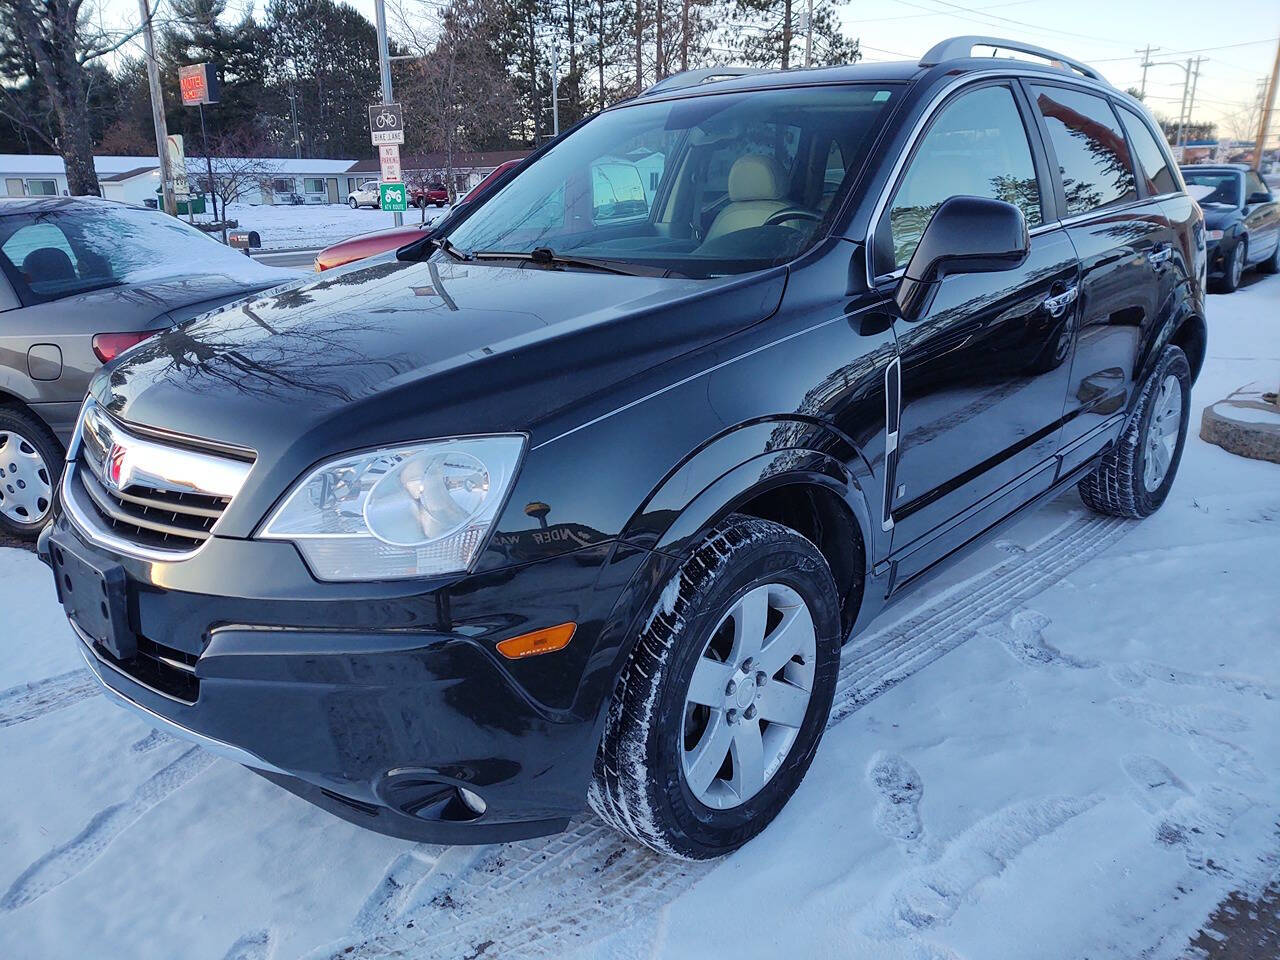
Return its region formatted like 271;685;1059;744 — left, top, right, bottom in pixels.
874;80;1080;583
1027;82;1169;468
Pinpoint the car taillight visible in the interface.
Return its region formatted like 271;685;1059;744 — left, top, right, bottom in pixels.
92;330;156;363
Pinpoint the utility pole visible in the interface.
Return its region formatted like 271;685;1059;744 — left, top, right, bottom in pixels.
656;0;664;81
372;0;403;226
1186;57;1205;137
1175;57;1191;150
804;0;814;68
680;0;690;72
551;40;560;136
1136;45;1159;98
1253;36;1280;170
138;0;175;216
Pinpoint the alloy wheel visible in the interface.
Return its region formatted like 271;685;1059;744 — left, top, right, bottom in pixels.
1143;374;1182;492
680;582;817;810
1231;244;1244;288
0;430;53;525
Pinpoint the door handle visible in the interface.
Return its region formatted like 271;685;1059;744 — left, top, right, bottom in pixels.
1042;284;1078;318
1147;246;1173;266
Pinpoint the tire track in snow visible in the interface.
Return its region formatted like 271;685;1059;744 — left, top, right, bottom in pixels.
0;747;215;912
222;929;274;960
310;509;1135;960
0;668;99;728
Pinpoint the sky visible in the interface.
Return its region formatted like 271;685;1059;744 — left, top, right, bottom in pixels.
99;0;1279;138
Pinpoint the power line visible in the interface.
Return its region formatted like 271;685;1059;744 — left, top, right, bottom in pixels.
880;0;1129;49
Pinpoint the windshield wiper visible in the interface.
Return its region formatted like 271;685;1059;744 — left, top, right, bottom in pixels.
433;237;473;262
469;247;683;278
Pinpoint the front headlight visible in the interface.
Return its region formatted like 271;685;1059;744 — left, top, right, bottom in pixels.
1205;229;1224;241
260;436;525;581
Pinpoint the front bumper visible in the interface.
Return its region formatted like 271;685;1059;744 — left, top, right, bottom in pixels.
40;508;663;844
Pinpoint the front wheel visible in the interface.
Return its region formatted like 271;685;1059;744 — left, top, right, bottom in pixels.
590;515;841;859
348;197;359;209
1077;344;1191;519
1218;239;1246;293
0;407;63;539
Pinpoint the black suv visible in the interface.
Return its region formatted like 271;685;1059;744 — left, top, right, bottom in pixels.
40;37;1205;860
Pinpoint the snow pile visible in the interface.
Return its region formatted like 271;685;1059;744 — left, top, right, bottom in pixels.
0;278;1278;958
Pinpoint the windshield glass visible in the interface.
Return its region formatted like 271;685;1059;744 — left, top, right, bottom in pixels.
442;84;899;278
1180;170;1241;207
0;204;261;304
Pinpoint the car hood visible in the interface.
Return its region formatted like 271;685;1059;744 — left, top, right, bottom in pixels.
1200;205;1242;230
92;255;785;470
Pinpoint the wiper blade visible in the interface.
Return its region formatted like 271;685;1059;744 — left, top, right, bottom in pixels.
470;247;683;278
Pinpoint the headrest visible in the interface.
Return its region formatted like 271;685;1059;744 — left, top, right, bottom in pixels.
23;247;76;283
728;155;784;202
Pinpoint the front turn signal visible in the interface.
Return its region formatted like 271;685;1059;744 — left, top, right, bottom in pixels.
496;622;576;660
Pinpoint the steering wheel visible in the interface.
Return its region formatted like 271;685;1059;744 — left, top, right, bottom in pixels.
763;208;821;228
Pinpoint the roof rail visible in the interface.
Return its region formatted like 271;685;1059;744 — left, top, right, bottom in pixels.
639;66;765;98
919;35;1106;84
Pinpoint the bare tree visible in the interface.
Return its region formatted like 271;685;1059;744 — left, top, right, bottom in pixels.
188;129;280;238
0;0;149;195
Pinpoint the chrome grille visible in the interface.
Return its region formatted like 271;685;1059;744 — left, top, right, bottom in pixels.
64;400;253;559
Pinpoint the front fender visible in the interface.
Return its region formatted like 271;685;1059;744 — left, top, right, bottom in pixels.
619;417;876;558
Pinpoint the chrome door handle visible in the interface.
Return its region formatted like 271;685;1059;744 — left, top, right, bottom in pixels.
1148;246;1173;266
1042;284;1078;318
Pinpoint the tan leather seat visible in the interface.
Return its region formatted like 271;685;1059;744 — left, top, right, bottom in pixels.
705;155;792;241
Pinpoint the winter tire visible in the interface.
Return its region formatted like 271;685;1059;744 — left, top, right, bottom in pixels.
0;406;63;538
1077;344;1191;519
590;515;841;859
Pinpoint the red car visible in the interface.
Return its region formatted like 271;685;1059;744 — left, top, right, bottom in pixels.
315;160;525;271
410;182;449;208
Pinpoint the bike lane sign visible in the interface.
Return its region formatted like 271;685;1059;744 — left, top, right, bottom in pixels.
369;103;404;145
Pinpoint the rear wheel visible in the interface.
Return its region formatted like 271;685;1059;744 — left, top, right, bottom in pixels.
1259;239;1280;275
1077;344;1191;519
0;407;62;539
590;515;841;859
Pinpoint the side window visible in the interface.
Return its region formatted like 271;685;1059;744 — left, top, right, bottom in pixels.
1245;171;1272;203
885;84;1043;270
591;162;649;225
1117;106;1177;196
1031;85;1138;217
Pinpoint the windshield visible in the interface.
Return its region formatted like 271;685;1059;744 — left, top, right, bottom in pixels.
0;204;267;304
1181;170;1241;207
442;84;899;278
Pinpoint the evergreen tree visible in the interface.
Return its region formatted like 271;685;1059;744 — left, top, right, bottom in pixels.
730;0;858;70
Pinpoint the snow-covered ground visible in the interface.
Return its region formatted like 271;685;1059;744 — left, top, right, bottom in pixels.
1;276;1278;960
196;200;447;252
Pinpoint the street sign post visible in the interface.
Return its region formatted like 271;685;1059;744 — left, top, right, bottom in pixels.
379;143;401;183
368;103;405;145
379;182;408;212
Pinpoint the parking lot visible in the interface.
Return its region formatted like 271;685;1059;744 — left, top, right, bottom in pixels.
1;273;1277;959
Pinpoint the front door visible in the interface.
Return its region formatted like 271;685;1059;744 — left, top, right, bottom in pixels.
872;81;1079;584
326;177;340;204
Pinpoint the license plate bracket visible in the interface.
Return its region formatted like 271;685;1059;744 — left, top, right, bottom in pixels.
50;534;137;661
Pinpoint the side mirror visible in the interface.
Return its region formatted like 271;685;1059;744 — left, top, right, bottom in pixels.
895;196;1030;321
